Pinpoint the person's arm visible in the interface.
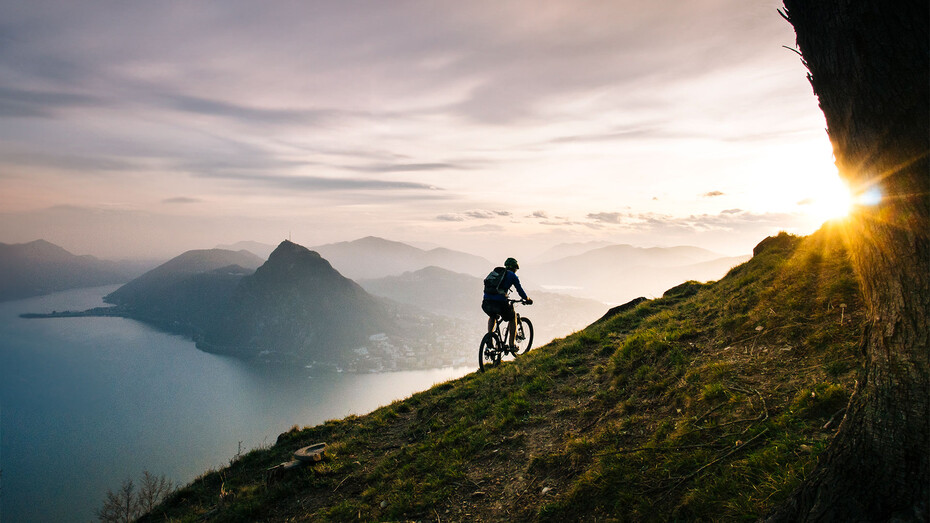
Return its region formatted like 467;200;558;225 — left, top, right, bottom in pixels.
511;273;529;301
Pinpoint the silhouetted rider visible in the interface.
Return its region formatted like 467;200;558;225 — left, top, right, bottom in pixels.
482;257;533;349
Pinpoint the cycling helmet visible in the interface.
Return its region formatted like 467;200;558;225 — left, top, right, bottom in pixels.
504;257;519;270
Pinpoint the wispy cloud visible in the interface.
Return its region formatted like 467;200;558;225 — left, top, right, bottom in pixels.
436;209;511;221
0;86;106;118
199;172;440;192
587;212;630;224
162;94;351;126
162;197;201;204
587;209;796;233
0;149;137;173
703;190;725;197
462;224;505;233
346;162;469;173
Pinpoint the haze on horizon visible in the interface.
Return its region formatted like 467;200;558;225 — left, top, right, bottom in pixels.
0;0;847;262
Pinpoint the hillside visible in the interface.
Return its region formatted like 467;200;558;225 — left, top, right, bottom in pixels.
143;227;864;521
0;239;148;301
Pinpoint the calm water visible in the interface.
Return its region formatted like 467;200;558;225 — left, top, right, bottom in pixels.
0;286;473;522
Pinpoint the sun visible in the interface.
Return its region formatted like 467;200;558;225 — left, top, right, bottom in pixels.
800;172;854;224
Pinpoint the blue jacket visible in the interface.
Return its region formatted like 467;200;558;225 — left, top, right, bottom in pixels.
483;270;528;302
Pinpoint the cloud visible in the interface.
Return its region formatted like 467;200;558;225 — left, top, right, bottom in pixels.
201;172;440;192
703;190;725;197
162;197;201;204
436;209;510;221
462;224;505;233
172;153;444;194
796;198;814;205
347;162;469;173
163;94;345;126
0;149;137;173
0;85;107;118
468;209;511;219
587;212;631;224
527;210;549;219
587;209;796;233
544;124;686;145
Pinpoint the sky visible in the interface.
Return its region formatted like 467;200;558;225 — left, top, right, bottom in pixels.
0;0;848;261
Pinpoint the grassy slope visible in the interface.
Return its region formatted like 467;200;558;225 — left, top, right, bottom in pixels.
145;227;864;522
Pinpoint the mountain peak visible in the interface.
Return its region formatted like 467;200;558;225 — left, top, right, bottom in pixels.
269;240;321;260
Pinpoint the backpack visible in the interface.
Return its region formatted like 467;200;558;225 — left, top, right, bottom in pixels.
483;267;508;295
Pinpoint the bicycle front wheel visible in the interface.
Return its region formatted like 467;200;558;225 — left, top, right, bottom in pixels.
512;317;534;355
479;332;502;372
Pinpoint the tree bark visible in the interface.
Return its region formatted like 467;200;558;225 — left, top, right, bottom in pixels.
769;1;929;521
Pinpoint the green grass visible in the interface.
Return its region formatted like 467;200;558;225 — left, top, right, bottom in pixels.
142;228;864;522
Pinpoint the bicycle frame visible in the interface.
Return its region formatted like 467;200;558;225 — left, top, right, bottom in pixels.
489;299;524;344
480;299;533;371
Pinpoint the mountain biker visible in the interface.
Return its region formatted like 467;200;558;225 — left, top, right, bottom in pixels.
482;257;533;349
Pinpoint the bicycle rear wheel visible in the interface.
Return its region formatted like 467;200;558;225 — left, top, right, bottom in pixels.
512;317;534;355
479;332;502;372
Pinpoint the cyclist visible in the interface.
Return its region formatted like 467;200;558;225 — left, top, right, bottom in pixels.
482;257;533;350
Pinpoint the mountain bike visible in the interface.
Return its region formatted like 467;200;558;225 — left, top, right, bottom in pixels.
479;299;534;372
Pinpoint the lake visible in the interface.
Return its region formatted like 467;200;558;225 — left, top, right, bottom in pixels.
0;286;473;522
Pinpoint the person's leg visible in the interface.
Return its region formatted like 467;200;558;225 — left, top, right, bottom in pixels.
482;300;498;333
505;303;517;348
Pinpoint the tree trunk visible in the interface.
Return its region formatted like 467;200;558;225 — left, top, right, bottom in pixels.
769;1;929;521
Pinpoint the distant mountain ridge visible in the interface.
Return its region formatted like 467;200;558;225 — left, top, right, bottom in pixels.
50;240;474;369
312;236;492;279
0;239;149;301
215;241;276;260
359;265;607;347
533;240;614;263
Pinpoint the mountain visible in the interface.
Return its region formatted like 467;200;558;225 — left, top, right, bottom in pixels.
359;266;608;346
104;248;264;308
311;236;491;280
524;244;749;303
0;240;149;301
533;240;613;263
200;240;397;363
146;229;866;521
96;240;473;369
214;240;276;260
